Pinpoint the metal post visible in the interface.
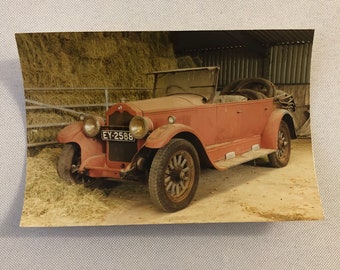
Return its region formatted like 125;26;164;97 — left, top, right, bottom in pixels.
105;89;109;111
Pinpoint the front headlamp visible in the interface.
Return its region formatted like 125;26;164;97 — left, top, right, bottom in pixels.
83;115;101;137
129;116;153;139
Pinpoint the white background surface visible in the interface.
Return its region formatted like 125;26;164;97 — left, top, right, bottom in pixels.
1;1;339;269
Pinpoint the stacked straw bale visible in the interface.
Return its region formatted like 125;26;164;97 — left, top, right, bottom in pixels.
16;32;178;88
16;32;183;154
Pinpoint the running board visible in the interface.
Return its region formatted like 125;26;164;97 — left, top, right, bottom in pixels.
214;148;276;170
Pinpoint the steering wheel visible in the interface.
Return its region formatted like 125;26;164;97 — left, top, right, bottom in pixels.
234;89;267;100
221;78;276;98
234;78;276;98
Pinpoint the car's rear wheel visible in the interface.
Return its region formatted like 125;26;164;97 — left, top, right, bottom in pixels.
268;121;291;167
148;139;200;212
57;143;82;184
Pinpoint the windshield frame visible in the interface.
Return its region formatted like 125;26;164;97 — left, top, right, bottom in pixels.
149;66;220;103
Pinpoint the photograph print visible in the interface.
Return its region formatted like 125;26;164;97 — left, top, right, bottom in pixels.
17;30;323;226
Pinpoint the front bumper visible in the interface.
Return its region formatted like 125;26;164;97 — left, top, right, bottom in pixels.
80;154;145;182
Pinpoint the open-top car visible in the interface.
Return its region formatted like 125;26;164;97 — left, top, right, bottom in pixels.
57;66;296;212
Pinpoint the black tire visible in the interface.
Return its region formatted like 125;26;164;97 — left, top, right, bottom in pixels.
57;143;82;184
235;89;267;100
220;79;244;95
148;139;200;212
235;78;276;97
268;121;291;167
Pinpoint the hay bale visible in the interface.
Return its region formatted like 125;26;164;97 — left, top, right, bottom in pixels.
177;56;197;68
17;32;180;154
22;147;118;226
16;31;178;88
192;56;203;67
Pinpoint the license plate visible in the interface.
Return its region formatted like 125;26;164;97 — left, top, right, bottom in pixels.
101;130;135;142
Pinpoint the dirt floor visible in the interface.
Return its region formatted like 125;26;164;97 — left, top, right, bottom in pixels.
21;138;323;227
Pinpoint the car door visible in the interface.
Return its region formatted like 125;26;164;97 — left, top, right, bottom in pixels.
215;102;244;143
215;99;274;152
237;99;274;139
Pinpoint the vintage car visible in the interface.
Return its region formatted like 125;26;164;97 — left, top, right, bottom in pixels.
57;66;296;212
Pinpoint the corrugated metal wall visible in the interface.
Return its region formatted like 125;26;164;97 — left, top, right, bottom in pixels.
196;48;264;87
269;43;312;84
188;42;312;86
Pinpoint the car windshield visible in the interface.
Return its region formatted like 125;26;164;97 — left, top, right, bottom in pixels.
151;67;219;102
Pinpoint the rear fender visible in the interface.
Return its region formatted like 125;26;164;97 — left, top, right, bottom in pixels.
145;124;201;149
261;109;296;149
57;122;104;161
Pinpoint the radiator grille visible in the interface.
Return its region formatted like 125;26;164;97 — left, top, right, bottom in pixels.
108;111;137;162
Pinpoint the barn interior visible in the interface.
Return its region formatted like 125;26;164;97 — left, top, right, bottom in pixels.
17;30;313;152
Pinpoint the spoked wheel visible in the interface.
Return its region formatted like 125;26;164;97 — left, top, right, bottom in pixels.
268;121;291;167
57;143;82;184
148;139;200;212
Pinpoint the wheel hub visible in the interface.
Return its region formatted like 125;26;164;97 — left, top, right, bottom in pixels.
164;152;193;199
170;168;185;182
277;130;289;159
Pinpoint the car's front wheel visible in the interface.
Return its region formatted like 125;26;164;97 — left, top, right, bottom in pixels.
268;121;291;167
57;143;82;184
148;139;200;212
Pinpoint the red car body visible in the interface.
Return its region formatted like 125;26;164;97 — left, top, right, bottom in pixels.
57;66;296;212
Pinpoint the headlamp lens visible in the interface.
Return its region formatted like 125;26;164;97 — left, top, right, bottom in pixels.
129;116;152;139
83;115;101;137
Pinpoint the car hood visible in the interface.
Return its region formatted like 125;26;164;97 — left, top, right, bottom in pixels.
127;94;207;113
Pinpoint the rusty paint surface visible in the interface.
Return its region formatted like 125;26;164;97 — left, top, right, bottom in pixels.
80;94;284;177
57;68;295;181
57;122;104;163
261;109;291;149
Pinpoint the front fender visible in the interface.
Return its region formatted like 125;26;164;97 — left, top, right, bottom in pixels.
261;109;295;149
57;122;83;143
57;122;104;162
145;124;200;149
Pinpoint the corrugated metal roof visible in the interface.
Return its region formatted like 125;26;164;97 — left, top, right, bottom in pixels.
170;30;314;52
249;30;314;44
